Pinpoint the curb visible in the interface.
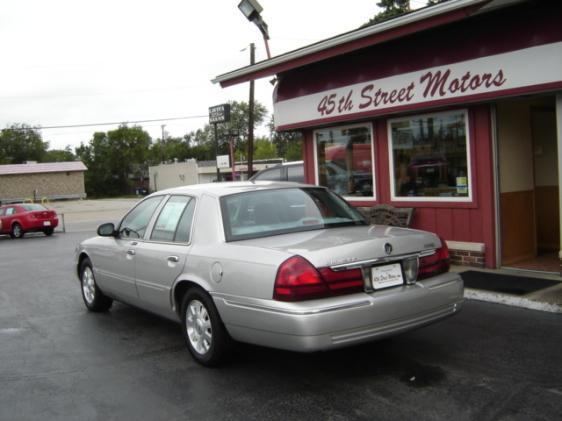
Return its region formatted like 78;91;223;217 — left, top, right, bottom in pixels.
465;288;562;314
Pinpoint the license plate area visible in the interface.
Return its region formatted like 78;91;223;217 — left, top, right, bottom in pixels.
371;262;404;290
43;221;51;226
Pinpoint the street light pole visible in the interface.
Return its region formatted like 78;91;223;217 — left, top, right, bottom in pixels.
237;0;271;179
248;43;255;179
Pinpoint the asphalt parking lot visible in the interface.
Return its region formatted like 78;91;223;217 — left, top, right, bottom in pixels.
1;200;561;420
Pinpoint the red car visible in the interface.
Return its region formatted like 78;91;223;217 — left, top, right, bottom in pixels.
0;203;59;238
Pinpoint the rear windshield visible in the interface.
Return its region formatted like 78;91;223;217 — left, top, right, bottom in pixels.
21;204;47;211
220;187;366;241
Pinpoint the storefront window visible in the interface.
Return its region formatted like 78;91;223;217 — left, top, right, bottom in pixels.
315;125;375;199
388;110;471;201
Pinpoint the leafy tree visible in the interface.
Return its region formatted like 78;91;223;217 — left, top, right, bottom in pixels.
285;139;303;161
75;100;267;196
197;100;268;161
185;128;214;161
364;0;410;26
43;146;76;162
253;137;277;160
76;125;151;196
268;116;303;161
0;123;47;164
157;100;269;165
149;136;191;165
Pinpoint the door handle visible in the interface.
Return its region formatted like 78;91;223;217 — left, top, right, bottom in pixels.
167;255;179;263
127;249;136;256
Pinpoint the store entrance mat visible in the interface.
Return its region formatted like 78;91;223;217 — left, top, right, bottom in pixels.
460;271;559;296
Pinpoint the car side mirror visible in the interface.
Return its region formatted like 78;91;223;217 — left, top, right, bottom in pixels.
97;222;116;237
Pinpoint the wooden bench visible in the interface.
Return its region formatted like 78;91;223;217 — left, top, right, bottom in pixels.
358;204;415;228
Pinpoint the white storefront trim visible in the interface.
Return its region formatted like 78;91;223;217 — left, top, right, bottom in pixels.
274;42;562;128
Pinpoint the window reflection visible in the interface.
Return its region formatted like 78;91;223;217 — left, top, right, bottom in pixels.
315;125;374;198
390;111;469;199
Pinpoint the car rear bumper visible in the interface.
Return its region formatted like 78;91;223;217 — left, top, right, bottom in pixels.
212;272;463;352
25;218;59;231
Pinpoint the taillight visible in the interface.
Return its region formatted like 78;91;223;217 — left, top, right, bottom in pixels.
273;256;364;302
273;256;327;301
418;237;450;280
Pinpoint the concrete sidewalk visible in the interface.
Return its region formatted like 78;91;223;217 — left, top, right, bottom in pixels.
452;266;562;314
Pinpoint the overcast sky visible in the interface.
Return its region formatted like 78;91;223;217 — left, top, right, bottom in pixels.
0;0;417;151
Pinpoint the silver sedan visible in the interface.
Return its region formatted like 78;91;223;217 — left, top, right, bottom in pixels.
76;182;463;366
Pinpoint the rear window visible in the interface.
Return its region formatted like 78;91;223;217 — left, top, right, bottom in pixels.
220;187;366;241
21;204;47;211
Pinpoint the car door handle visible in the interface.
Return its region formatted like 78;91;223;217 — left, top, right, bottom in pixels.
127;249;136;256
167;256;179;263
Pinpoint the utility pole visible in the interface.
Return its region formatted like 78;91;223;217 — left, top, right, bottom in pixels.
214;123;221;182
161;124;166;141
247;42;255;179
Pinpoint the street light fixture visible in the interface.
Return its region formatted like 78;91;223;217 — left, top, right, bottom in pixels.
237;0;262;20
237;0;271;58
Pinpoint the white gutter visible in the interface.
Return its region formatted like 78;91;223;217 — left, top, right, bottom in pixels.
213;0;495;84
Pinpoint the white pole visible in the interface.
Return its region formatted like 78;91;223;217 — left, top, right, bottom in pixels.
556;93;562;267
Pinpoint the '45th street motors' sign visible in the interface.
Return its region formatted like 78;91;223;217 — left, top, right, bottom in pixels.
209;104;231;124
273;42;562;129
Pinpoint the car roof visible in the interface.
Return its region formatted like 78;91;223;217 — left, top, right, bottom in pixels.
153;181;319;199
261;161;303;168
248;161;304;181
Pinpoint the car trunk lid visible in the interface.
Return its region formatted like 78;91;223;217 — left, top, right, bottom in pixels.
29;210;56;220
234;225;440;269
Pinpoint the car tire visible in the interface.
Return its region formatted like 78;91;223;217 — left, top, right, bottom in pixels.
10;223;24;239
181;288;231;366
80;258;113;312
44;227;54;236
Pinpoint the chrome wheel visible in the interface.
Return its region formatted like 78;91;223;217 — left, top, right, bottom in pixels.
12;223;22;238
186;299;212;355
79;258;112;312
82;266;96;305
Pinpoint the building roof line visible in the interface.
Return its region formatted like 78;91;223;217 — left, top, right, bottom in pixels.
213;0;522;87
0;161;87;176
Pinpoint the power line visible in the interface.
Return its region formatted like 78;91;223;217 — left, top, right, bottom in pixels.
0;85;207;101
3;115;209;131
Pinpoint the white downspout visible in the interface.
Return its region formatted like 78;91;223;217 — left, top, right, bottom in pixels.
556;93;562;270
490;104;502;268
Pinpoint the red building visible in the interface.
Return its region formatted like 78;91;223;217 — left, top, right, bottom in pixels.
215;0;562;274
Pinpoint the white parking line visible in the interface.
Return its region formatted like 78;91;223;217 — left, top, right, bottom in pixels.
0;328;25;335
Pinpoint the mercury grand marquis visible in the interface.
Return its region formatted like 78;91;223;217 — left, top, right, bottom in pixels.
76;182;463;366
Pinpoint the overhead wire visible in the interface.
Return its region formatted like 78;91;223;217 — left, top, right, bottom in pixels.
2;114;209;132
